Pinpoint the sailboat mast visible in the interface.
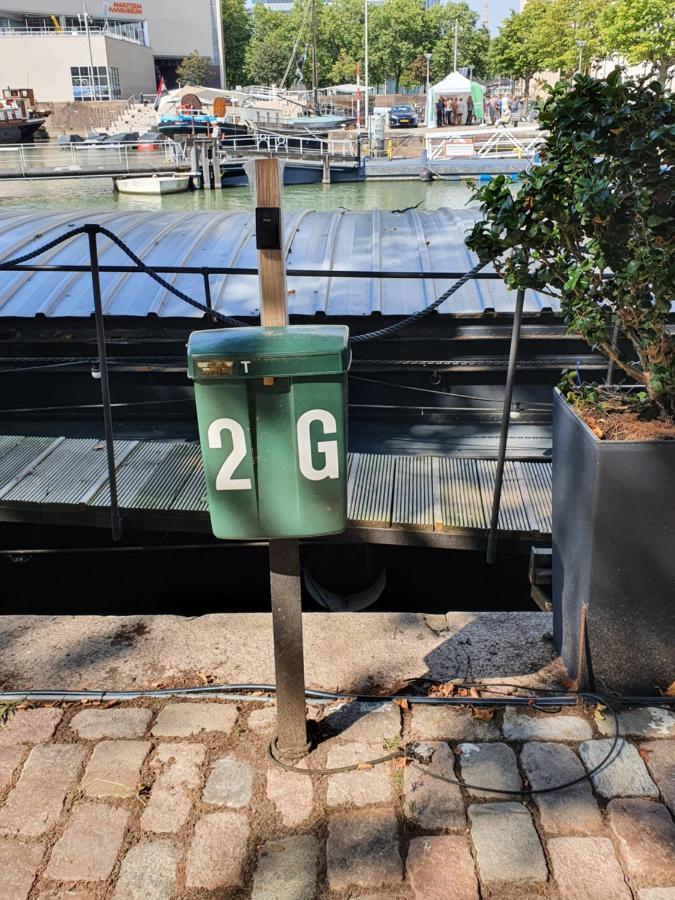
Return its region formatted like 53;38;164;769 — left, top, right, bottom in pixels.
311;0;319;112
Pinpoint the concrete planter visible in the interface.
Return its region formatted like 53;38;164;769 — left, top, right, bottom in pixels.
552;389;675;694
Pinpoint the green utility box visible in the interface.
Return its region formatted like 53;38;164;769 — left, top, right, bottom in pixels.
187;325;350;540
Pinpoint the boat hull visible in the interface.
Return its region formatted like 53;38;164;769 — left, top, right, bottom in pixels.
116;175;190;195
0;117;46;145
220;161;365;187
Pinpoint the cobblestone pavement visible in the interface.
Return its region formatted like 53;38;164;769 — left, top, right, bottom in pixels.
0;699;673;898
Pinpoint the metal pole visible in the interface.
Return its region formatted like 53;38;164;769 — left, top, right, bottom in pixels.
311;0;319;113
83;3;97;101
486;286;526;564
364;0;369;137
605;323;620;385
453;20;459;72
269;540;311;759
86;224;122;542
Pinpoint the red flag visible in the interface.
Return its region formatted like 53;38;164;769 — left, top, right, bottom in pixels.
156;76;165;97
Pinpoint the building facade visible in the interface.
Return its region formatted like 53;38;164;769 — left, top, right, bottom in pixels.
0;1;225;103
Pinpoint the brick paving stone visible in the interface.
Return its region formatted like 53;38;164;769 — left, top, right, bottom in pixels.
321;701;401;743
0;745;24;792
0;839;45;900
37;891;97;900
458;742;521;799
202;755;253;807
327;742;392;807
607;798;675;886
45;803;130;881
70;708;152;740
579;739;659;799
403;741;464;831
251;834;319;900
113;840;179;900
520;742;603;835
410;705;499;742
0;708;62;747
639;891;675;899
266;761;313;826
141;742;206;833
502;708;592;742
248;706;277;734
640;741;675;815
0;743;85;837
185;811;249;890
152;702;237;737
326;808;402;893
548;837;631;900
468;802;548;889
406;835;479;900
82;740;151;799
597;708;675;740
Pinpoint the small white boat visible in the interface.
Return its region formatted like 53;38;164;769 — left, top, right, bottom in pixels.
115;174;190;195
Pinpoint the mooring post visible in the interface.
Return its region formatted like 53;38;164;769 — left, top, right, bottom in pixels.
212;137;222;190
202;140;211;190
86;224;122;542
486;286;526;564
253;157;310;759
322;151;331;184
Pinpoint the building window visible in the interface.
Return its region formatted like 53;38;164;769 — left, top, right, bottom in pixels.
70;65;121;101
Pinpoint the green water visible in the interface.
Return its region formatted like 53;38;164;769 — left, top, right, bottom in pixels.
0;175;476;213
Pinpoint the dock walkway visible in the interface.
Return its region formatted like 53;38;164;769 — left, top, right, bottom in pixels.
0;434;551;547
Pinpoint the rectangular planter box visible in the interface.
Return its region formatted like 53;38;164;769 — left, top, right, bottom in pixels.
552;389;675;694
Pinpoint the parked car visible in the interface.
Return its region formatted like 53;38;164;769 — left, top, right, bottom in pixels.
388;104;418;128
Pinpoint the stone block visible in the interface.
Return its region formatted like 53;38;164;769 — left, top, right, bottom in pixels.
326;808;402;892
321;701;401;744
502;708;592;742
0;839;45;900
152;702;237;737
468;802;548;888
251;834;319;900
185;811;249;889
266;761;313;827
45;803;129;881
327;742;391;807
202;755;252;807
608;798;675;886
578;739;659;799
520;742;603;835
549;837;631;899
410;705;499;742
113;840;179;900
639;891;675;899
458;742;521;799
0;746;24;792
82;740;151;799
403;741;464;831
597;708;675;740
640;741;675;815
0;743;86;837
70;708;152;740
0;708;62;747
406;835;478;900
247;706;277;735
141;742;206;833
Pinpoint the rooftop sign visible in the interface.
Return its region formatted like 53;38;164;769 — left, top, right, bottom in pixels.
105;1;143;15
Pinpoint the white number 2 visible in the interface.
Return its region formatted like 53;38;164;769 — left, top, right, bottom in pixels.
207;418;252;491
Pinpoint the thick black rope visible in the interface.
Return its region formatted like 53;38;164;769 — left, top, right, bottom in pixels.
0;224;488;343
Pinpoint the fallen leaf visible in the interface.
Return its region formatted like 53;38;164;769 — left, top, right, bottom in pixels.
594;704;606;722
470;707;495;721
394;697;410;711
662;682;675;697
638;748;651;763
392;756;408;769
561;678;577;691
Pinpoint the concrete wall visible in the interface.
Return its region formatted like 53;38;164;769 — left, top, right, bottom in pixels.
0;32;155;102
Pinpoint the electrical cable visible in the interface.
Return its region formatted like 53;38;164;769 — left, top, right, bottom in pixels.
350;375;554;408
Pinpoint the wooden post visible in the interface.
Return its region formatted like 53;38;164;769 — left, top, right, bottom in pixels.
202;141;211;191
212;137;222;190
253;158;288;327
322;153;331;184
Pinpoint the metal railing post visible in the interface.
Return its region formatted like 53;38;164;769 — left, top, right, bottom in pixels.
487;286;526;564
86;224;123;542
202;269;217;325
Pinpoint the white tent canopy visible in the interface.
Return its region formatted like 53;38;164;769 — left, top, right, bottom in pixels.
432;71;473;95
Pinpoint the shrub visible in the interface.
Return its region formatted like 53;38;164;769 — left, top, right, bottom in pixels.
466;71;675;415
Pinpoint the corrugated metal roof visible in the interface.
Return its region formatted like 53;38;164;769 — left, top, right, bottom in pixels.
0;209;559;319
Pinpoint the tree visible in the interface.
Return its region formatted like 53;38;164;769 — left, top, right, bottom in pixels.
222;0;251;88
369;0;430;91
426;2;491;80
489;2;548;95
467;72;675;414
176;52;214;87
600;0;675;86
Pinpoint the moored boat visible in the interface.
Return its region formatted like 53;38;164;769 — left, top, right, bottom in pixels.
115;174;190;195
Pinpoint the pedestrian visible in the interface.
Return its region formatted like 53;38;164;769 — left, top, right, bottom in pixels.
466;94;474;126
436;95;444;127
442;97;450;126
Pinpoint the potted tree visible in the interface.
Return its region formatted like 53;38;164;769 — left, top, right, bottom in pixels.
466;71;674;694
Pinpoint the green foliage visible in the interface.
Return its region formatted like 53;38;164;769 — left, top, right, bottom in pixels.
599;0;675;87
466;73;675;413
426;2;490;81
222;0;251;87
176;52;214;87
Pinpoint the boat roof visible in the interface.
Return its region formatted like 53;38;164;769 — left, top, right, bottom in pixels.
0;208;560;319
